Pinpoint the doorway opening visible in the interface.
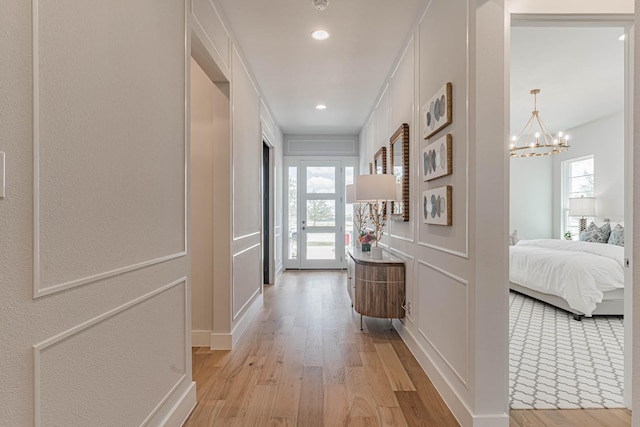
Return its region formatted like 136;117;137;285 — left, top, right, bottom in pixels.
508;20;632;413
188;49;232;348
263;141;272;285
284;158;356;270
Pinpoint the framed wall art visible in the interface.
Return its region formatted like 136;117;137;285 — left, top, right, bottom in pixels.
422;82;452;140
422;186;452;226
422;134;452;181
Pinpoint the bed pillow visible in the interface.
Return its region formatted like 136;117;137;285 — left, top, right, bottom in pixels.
509;229;520;246
579;221;611;243
608;224;625;246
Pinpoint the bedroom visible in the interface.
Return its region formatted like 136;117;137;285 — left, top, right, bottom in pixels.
508;23;629;411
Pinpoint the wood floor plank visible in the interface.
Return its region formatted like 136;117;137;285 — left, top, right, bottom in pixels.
323;384;349;426
395;390;452;427
343;343;363;367
323;328;346;384
183;399;225;427
269;416;297;426
376;406;409;427
241;384;277;426
374;343;416;391
345;367;379;418
298;366;324;427
348;417;381;426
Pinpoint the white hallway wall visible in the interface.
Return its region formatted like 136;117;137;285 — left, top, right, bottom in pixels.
551;113;626;235
190;0;284;351
1;0;194;425
359;0;508;424
0;0;283;426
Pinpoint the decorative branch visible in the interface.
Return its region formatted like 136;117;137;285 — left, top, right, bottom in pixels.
367;201;387;246
354;203;367;236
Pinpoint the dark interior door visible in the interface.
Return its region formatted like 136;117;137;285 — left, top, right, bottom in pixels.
263;142;269;284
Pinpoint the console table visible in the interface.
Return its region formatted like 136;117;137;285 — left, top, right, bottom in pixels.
346;247;405;330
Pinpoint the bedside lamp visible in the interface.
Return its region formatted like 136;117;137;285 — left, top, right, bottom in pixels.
355;174;397;259
569;196;596;233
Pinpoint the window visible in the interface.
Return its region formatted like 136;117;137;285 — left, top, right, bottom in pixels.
562;156;594;238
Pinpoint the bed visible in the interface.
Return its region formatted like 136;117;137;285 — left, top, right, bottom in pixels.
509;239;625;319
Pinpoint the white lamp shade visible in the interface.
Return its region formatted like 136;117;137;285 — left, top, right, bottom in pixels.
355;174;397;202
345;184;356;204
568;196;596;217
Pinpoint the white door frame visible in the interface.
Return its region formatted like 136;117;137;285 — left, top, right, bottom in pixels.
283;156;358;270
508;13;634;409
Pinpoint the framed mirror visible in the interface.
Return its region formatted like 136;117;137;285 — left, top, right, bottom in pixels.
373;147;387;216
373;147;387;175
390;123;409;221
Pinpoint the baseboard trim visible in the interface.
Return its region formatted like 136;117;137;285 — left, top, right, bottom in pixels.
395;321;471;426
207;294;262;350
210;333;232;350
395;322;509;427
230;293;262;349
192;330;212;347
160;381;196;427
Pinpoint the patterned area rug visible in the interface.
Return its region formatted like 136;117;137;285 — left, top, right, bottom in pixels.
509;291;624;409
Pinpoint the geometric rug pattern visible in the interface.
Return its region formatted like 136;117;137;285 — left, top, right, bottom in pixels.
509;291;624;409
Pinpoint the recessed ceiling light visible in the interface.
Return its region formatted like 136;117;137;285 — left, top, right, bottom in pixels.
619;34;626;41
311;30;330;41
315;104;327;110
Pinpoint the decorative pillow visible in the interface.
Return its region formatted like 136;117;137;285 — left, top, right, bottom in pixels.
509;229;520;246
579;221;611;243
608;224;625;246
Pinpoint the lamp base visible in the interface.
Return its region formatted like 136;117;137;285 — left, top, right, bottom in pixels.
371;246;383;260
579;217;587;233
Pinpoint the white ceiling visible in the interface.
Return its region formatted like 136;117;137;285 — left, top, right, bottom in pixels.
510;26;625;137
216;0;427;135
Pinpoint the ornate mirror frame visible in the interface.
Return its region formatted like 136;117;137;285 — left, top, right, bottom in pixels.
390;123;410;221
373;147;387;175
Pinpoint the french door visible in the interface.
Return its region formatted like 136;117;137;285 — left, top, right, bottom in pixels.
285;159;353;269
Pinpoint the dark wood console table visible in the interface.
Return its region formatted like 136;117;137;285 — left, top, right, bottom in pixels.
346;247;405;330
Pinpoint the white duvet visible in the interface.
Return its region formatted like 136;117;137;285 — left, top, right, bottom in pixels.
509;239;624;316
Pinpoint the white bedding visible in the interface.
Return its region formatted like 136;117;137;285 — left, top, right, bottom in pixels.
509;239;624;316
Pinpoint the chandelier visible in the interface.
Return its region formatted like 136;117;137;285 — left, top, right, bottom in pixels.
510;89;570;158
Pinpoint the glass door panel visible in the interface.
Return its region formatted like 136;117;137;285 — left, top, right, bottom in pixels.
300;160;343;269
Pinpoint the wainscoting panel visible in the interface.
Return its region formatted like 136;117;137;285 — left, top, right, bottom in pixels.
232;243;261;320
417;261;469;386
34;279;188;426
33;0;186;297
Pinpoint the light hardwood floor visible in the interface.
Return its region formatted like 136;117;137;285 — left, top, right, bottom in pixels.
184;271;631;426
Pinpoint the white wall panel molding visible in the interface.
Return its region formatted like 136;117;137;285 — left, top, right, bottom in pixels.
285;137;359;156
416;0;470;259
191;0;231;72
233;231;261;242
389;234;415;243
385;247;415;323
232;243;261;321
32;0;187;298
33;278;189;426
416;260;469;388
233;46;260;99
